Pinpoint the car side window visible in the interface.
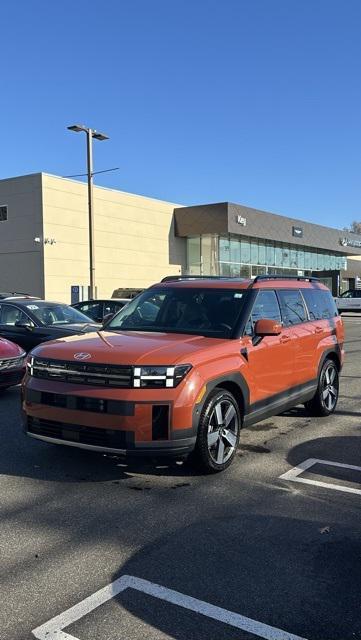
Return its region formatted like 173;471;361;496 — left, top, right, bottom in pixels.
277;289;307;326
104;301;126;315
0;304;32;326
78;302;103;320
302;289;338;320
245;290;281;335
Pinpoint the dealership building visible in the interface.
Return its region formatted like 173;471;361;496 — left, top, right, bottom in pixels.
0;172;360;302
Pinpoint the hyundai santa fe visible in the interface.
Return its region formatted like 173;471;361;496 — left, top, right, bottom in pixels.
22;275;344;473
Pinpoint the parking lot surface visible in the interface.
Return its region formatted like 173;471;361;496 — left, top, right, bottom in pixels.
1;315;360;640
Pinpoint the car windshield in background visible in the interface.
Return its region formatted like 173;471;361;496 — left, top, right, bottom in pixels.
25;302;93;326
107;287;247;338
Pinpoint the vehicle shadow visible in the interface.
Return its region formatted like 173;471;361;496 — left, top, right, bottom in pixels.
98;512;361;640
287;435;361;468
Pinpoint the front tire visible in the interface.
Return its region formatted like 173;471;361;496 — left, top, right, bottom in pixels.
193;389;241;473
305;359;339;416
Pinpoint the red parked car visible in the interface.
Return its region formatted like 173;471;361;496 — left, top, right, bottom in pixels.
0;337;26;390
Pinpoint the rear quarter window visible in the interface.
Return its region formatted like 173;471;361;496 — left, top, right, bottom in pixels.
302;289;338;320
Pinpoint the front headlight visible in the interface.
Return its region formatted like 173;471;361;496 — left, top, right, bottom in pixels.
133;364;192;388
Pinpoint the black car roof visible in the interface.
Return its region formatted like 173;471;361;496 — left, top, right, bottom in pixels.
0;293;40;300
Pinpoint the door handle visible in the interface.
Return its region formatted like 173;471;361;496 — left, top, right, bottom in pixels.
280;334;291;344
314;326;323;334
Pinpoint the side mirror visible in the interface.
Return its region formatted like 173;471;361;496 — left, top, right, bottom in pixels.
102;312;114;328
15;320;34;330
254;318;282;337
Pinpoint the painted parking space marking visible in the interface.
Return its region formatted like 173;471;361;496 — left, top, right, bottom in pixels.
32;574;308;640
279;458;361;495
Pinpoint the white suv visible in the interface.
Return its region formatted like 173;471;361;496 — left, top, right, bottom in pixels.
335;289;361;313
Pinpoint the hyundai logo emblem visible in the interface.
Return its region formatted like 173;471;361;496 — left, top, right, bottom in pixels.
73;352;91;360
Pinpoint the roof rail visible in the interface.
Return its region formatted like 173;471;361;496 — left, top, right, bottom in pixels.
160;275;242;283
251;275;320;285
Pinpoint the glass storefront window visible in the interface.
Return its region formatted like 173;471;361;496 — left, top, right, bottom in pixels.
239;264;251;277
241;237;251;264
187;237;201;275
304;250;311;270
266;242;275;266
219;237;230;263
282;246;290;267
189;234;348;279
323;253;331;270
311;251;318;270
317;252;324;270
290;249;297;268
275;245;283;267
201;236;218;275
230;238;241;264
258;240;266;265
250;240;258;265
297;248;305;269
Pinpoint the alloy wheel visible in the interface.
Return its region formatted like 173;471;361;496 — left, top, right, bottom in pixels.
322;364;339;411
207;398;240;465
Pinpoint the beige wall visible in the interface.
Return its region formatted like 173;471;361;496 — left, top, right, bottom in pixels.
42;174;186;302
0;174;44;297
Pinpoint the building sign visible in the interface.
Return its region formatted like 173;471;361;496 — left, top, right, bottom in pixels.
236;215;247;226
292;226;303;238
340;237;361;248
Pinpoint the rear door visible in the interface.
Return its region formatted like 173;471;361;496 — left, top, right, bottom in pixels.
276;289;314;388
243;289;296;404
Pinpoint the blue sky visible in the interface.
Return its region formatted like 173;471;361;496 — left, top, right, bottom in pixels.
2;0;361;228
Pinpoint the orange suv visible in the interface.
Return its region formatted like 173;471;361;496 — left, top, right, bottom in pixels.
22;275;344;472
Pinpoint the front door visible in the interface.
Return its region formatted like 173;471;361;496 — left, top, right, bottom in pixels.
243;289;295;408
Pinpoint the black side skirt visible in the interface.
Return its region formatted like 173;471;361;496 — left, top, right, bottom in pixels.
243;380;317;428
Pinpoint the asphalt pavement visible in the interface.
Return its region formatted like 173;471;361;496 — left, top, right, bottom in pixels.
1;315;361;640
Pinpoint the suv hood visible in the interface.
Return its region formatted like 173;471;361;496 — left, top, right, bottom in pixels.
30;330;225;365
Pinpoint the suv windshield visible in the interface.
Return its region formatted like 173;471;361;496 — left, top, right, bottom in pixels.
107;287;247;338
25;302;93;326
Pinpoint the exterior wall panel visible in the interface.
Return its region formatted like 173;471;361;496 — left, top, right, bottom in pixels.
0;174;44;297
42;174;185;302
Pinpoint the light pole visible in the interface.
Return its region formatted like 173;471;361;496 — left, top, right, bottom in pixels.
67;124;109;300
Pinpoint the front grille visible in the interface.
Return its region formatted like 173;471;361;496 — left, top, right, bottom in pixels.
26;389;134;416
0;356;25;371
29;358;133;388
27;417;135;449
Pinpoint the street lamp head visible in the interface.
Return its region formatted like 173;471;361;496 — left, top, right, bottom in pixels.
92;131;109;141
67;124;87;133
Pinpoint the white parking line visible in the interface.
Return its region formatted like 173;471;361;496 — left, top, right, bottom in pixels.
279;458;361;495
32;574;308;640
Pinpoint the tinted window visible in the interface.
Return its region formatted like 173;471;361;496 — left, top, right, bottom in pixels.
0;304;33;325
77;302;103;320
107;287;247;338
245;290;281;335
22;302;92;325
253;290;281;321
302;289;338;320
104;301;128;315
278;290;307;326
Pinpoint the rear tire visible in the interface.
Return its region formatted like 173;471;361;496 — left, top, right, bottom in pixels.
192;388;241;473
305;359;339;417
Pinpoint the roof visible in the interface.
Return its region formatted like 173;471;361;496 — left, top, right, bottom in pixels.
151;275;328;291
